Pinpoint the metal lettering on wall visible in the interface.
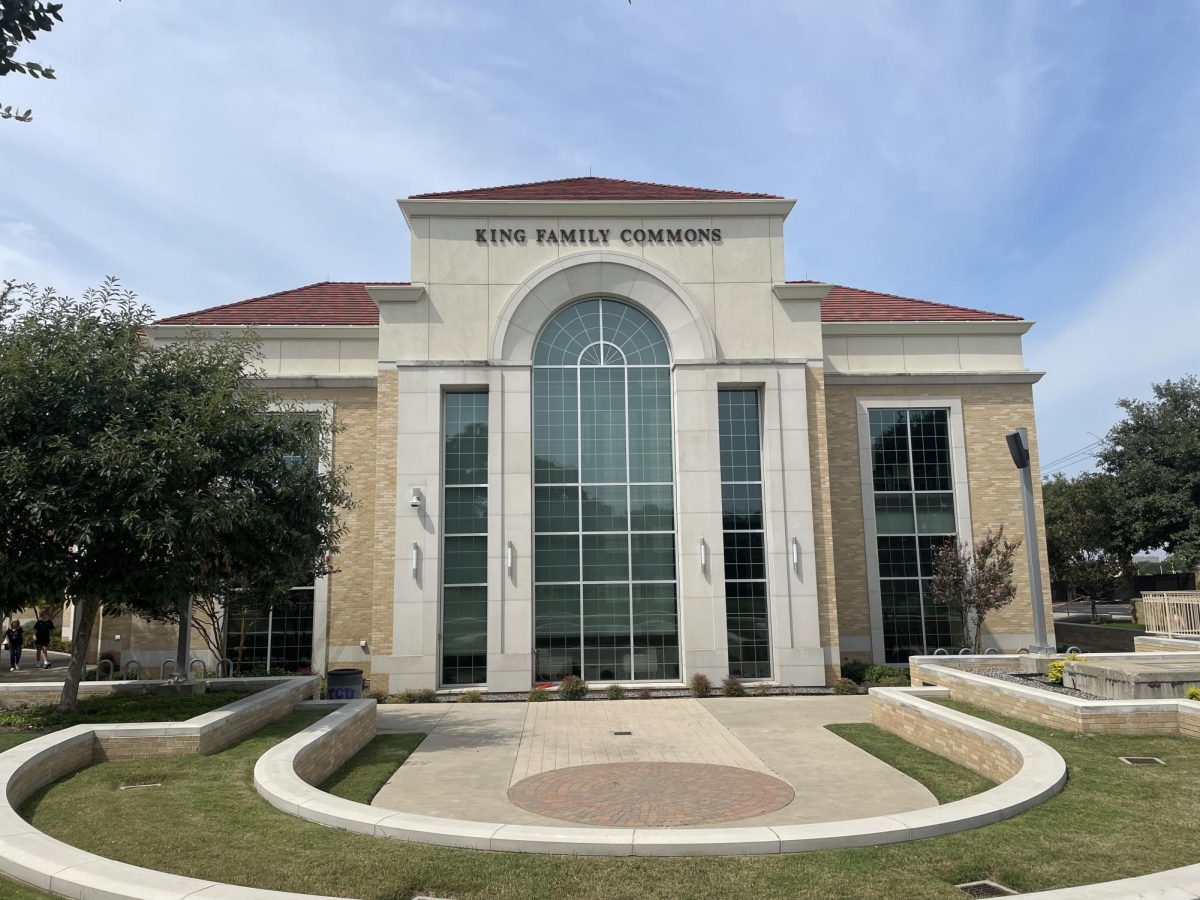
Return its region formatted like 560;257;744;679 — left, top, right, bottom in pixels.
474;227;723;246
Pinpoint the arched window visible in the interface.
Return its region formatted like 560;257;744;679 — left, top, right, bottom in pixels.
532;299;679;682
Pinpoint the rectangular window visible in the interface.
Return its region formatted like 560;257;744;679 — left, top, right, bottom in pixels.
441;392;488;685
868;408;961;662
719;389;771;678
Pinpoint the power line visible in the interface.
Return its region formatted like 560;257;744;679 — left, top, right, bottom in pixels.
1043;439;1102;470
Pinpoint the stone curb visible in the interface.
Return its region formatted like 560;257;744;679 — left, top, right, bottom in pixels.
254;688;1067;857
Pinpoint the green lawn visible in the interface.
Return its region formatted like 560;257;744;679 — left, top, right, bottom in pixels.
0;691;251;731
826;722;995;803
322;733;426;803
15;703;1200;899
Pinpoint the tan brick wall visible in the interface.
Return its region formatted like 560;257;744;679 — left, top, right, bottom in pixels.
1134;635;1200;653
806;367;840;681
914;662;1193;736
826;382;1054;659
293;703;376;785
263;386;381;673
6;737;94;806
871;694;1014;782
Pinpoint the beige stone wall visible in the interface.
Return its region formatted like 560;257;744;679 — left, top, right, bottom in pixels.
826;382;1054;660
370;369;398;690
805;367;841;682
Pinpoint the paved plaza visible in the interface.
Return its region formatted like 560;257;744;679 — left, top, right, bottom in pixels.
373;696;937;828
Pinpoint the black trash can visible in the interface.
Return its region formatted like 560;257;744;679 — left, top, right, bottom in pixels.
326;668;364;700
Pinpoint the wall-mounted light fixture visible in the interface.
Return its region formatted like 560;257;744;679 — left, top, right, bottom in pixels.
506;541;515;577
409;487;423;511
791;537;800;571
699;537;708;571
411;542;419;578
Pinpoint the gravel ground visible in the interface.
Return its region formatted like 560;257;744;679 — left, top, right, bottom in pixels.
976;667;1103;700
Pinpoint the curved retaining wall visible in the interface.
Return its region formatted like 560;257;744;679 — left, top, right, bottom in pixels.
0;676;332;899
254;688;1067;857
3;683;1194;897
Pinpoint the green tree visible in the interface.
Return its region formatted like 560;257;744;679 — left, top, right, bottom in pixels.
1043;472;1132;622
0;279;352;710
1;0;62;123
1098;376;1200;570
928;527;1021;653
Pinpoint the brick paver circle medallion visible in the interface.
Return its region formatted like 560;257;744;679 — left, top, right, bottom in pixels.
507;762;795;827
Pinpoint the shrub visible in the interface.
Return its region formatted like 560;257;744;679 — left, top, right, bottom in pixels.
841;659;869;684
689;672;712;698
1187;686;1200;701
604;684;626;700
833;677;860;695
1047;651;1087;685
720;675;747;697
364;689;389;702
396;687;438;703
527;687;551;702
637;687;654;700
870;675;910;687
559;675;589;700
752;682;774;697
457;689;484;703
864;664;909;684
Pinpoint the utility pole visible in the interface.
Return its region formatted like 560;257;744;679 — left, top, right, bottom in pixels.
1006;428;1053;653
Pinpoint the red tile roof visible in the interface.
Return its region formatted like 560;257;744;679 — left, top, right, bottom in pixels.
815;284;1020;322
157;281;1021;326
409;176;781;201
155;282;406;326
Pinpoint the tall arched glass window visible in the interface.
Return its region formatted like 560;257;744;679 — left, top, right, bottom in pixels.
532;299;679;682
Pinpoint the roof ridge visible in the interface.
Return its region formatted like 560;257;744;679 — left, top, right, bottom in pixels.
410;175;780;200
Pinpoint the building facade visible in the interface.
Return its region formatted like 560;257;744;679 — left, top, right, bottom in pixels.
148;177;1052;692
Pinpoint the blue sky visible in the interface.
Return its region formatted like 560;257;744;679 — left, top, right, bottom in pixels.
3;1;1200;472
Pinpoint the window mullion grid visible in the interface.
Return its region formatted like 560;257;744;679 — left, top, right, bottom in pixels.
905;413;929;656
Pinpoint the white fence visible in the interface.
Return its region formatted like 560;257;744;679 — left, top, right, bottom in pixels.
1140;591;1200;637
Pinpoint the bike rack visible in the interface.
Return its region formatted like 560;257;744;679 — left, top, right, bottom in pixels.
216;658;234;678
95;659;114;681
984;647;999;655
188;658;208;679
933;648;949;656
123;661;142;681
1066;646;1082;655
160;658;176;680
958;648;973;655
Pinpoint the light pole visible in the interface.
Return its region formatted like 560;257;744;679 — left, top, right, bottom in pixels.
1006;427;1053;653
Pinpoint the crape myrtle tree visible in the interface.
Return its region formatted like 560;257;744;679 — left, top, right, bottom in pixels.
1099;376;1200;571
0;279;353;711
1043;472;1133;622
928;527;1021;653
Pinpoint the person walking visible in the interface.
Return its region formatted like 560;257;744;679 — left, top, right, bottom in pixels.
33;612;54;669
5;620;24;671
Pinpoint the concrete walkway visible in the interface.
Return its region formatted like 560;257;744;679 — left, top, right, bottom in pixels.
373;696;936;828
